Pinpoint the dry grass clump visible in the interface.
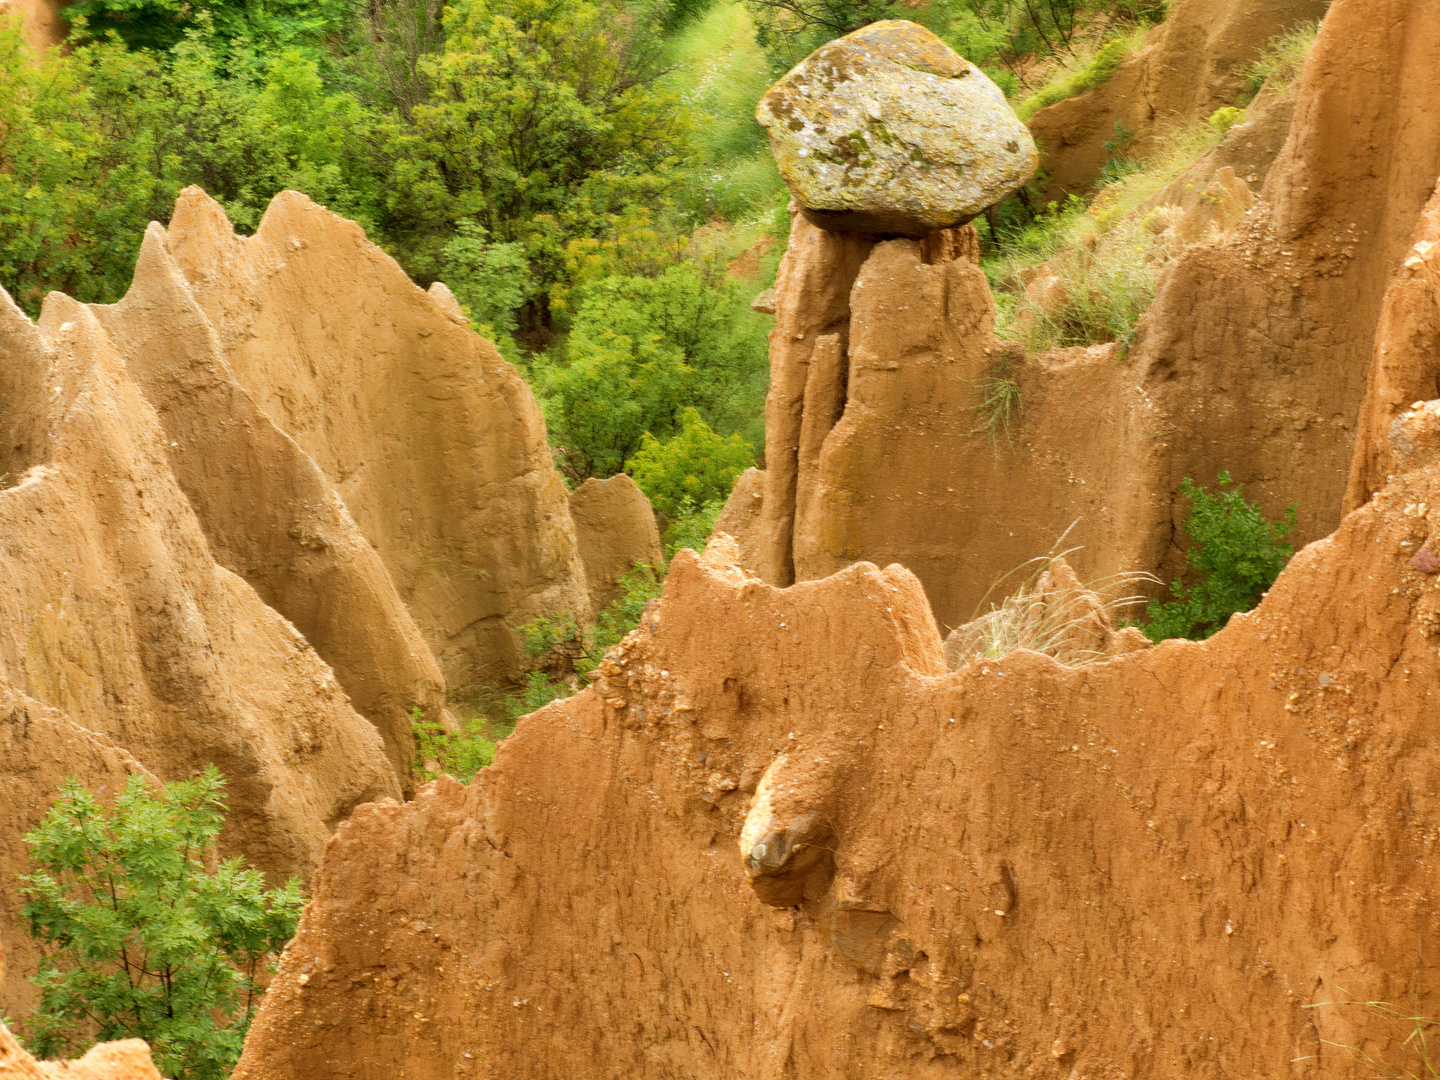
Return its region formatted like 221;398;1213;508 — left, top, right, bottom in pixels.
970;360;1023;448
947;533;1157;669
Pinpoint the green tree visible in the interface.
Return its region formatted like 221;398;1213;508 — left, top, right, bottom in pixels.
413;705;497;783
61;0;356;56
17;767;302;1080
536;264;767;482
1141;471;1296;641
567;265;769;430
376;0;694;314
439;219;534;354
539;325;692;480
629;407;753;517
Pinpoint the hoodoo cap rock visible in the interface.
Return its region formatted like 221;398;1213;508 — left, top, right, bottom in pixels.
756;20;1038;237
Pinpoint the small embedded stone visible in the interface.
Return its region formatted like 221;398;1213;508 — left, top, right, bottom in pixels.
1412;546;1440;574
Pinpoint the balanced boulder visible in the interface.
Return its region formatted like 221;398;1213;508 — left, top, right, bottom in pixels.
756;20;1037;236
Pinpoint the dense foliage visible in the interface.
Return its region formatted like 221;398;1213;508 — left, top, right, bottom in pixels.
17;768;301;1080
541;267;767;479
630;407;754;516
1141;472;1296;641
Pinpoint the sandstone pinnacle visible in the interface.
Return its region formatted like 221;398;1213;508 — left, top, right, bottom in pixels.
756;20;1038;237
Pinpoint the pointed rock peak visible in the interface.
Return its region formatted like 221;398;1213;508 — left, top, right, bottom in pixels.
428;281;466;320
123;222;193;304
255;189;367;250
168;185;238;251
0;284;35;332
36;289;94;341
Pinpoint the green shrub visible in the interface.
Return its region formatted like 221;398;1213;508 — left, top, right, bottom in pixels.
438;220;533;355
17;768;301;1080
587;563;666;657
0;28;378;314
630;407;754;516
663;497;724;558
378;0;694;315
1140;471;1296;641
519;562;666;676
538;266;766;483
420;561;674;787
412;706;496;783
1208;106;1244;135
62;0;356;55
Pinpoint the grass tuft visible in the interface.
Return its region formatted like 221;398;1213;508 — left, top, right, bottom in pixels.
985;121;1223;352
970;360;1022;450
1300;996;1439;1079
951;527;1158;669
1015;28;1148;121
1242;20;1319;96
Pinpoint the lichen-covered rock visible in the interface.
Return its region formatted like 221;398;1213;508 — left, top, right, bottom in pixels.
756;20;1037;236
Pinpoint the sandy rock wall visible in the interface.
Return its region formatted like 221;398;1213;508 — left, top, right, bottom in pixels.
236;409;1440;1076
776;216;1162;631
0;186;667;1017
567;475;662;613
91;223;446;783
0;1023;164;1080
1133;0;1440;574
1346;184;1440;509
0;287;402;887
162;188;591;686
1026;0;1327;203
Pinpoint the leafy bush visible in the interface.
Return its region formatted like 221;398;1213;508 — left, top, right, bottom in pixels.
17;768;301;1080
1140;471;1296;641
587;563;666;656
438;220;533;352
379;0;694;313
538;266;766;482
663;1;786;222
412;665;578;783
663;497;724;557
1208;106;1244;135
0;28;377;314
412;706;496;783
630;407;754;516
520;563;666;674
62;0;356;55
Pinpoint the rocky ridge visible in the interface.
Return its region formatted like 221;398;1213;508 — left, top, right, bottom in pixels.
235;400;1440;1076
0;189;658;1017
